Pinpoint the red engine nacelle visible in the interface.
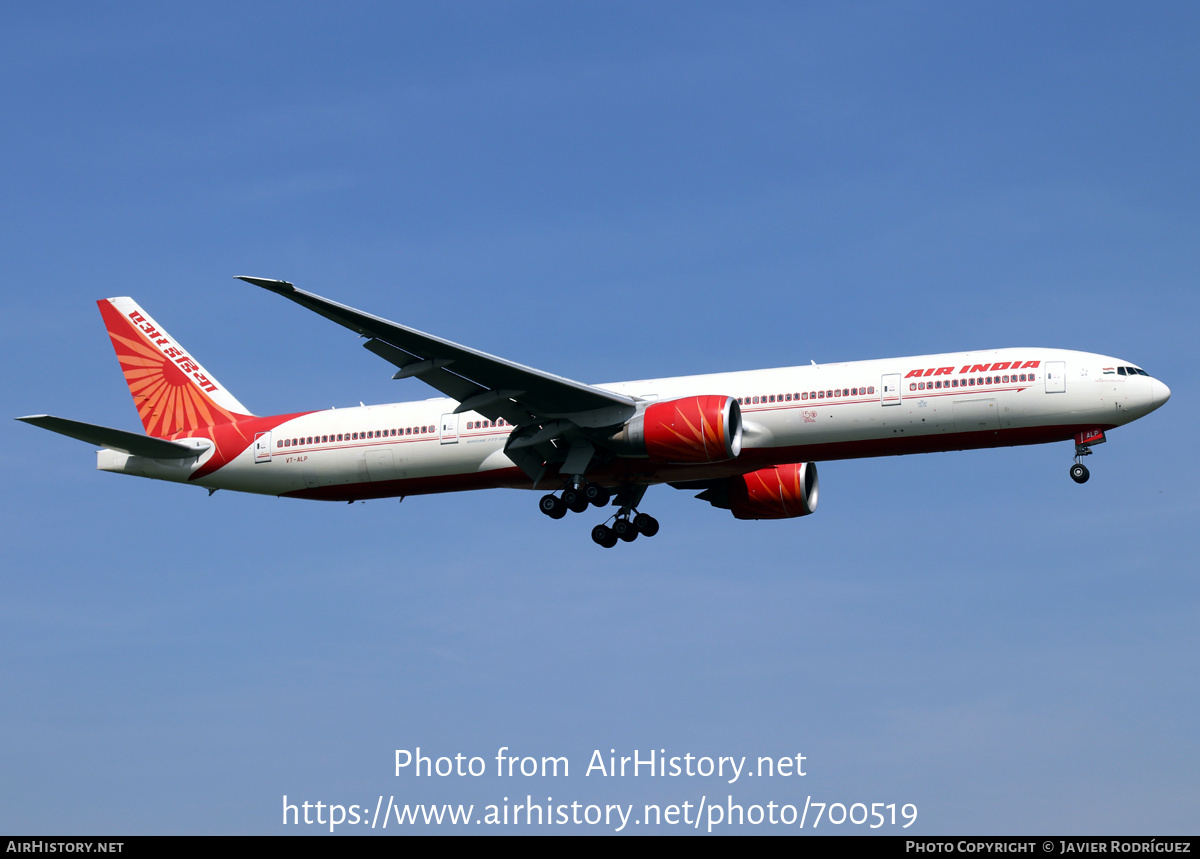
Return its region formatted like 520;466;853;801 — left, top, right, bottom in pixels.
728;462;819;520
610;395;742;463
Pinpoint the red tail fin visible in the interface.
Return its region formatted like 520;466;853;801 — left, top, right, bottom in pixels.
97;298;253;438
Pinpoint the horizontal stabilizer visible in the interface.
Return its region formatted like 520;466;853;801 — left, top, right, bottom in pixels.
16;415;210;459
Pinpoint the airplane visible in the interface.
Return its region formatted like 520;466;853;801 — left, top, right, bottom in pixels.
18;277;1171;547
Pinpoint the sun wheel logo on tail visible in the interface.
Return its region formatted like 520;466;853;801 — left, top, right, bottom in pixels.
97;298;252;437
695;462;819;520
94;297;313;482
610;395;743;463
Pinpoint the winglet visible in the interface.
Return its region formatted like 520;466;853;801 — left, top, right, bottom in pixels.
236;276;295;295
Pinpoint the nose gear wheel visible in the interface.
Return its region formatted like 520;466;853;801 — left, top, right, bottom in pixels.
1070;440;1095;484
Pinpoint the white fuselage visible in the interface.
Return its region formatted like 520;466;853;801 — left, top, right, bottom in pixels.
97;347;1170;501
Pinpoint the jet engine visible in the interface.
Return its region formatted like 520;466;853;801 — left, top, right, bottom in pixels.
608;395;742;463
689;462;818;519
728;462;818;519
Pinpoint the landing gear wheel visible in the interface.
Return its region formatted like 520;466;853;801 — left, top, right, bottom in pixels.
562;487;590;513
1070;463;1090;484
539;494;567;519
584;483;611;508
633;513;660;537
613;518;638;542
591;524;618;548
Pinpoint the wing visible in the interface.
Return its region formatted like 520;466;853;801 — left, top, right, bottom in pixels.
238;277;639;483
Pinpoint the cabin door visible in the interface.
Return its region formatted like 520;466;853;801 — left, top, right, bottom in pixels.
1045;362;1066;394
880;374;901;405
253;431;272;462
439;413;459;444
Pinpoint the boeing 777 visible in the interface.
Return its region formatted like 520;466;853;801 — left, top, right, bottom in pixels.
18;278;1171;547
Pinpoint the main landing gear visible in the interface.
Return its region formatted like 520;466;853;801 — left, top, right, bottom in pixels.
538;480;610;519
590;512;660;549
538;481;659;547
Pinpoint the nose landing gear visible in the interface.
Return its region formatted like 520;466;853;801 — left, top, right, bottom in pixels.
1069;429;1106;484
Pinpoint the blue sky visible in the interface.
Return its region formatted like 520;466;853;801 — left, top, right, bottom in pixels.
2;2;1197;834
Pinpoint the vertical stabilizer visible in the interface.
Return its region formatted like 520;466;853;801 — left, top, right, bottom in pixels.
97;298;254;437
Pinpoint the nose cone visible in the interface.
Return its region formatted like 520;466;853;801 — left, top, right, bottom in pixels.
1151;378;1171;410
